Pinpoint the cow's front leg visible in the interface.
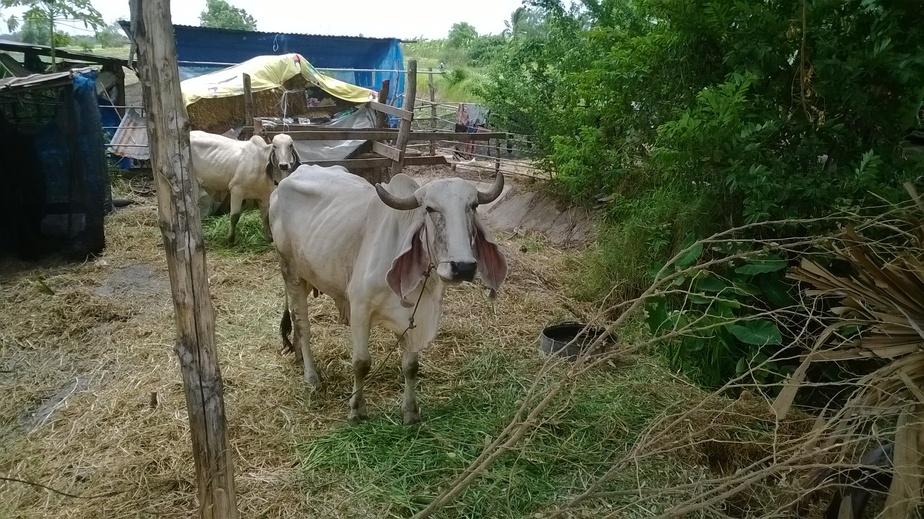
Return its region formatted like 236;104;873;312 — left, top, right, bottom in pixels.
401;349;420;425
258;199;273;242
349;315;371;422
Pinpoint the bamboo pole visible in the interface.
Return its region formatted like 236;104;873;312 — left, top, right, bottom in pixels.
128;1;239;517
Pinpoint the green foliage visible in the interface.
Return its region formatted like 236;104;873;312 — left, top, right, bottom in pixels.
503;6;543;39
74;35;94;52
446;21;478;49
646;247;795;390
96;22;128;48
6;0;103;71
568;187;711;303
480;0;924;227
467;34;506;65
475;0;924;391
199;0;257;31
17;17;47;44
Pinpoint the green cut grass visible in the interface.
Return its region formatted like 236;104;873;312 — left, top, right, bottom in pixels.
296;350;689;518
201;208;272;255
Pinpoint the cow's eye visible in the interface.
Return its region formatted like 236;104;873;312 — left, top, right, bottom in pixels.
425;206;436;213
470;202;478;210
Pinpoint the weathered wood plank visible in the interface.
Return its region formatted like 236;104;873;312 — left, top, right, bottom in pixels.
372;141;403;162
128;1;239;517
374;79;391;129
262;129;507;141
372;79;392;184
390;60;417;178
369;100;413;121
304;155;448;169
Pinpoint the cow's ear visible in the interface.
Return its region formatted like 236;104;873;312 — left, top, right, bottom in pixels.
266;149;277;179
386;225;429;307
291;146;301;167
474;219;507;298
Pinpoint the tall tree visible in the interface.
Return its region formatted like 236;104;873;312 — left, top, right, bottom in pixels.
199;0;257;31
446;22;478;48
503;7;540;38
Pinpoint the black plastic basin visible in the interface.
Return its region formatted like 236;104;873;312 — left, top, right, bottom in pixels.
538;322;614;361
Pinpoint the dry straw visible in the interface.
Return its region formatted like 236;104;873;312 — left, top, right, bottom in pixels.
4;166;920;517
0;166;594;517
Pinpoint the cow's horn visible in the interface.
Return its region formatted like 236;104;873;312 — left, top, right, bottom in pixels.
375;183;420;210
477;172;505;204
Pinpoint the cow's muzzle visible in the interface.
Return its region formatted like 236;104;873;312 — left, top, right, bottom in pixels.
278;163;291;172
448;261;477;282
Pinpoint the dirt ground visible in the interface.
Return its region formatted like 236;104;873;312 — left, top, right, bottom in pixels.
0;166;598;517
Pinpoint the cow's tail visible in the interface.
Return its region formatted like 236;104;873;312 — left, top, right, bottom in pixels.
280;303;294;354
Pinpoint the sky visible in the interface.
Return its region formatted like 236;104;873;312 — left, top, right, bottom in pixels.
5;0;526;40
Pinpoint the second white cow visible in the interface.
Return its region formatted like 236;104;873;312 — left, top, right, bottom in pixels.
270;165;508;424
190;130;299;243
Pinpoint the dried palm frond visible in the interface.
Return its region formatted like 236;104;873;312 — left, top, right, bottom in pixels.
772;184;924;518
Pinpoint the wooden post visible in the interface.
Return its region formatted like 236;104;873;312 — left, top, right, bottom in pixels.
242;73;253;134
428;70;436;156
128;1;239;518
390;59;417;178
372;79;391;183
494;138;501;175
375;79;391;128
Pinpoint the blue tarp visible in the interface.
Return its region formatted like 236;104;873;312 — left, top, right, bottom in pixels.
119;23;406;107
0;70;111;259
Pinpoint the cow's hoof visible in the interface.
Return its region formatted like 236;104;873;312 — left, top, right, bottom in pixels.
402;403;420;425
304;373;321;387
348;409;368;423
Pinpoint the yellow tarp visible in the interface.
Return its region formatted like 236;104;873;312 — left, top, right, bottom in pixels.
180;53;376;107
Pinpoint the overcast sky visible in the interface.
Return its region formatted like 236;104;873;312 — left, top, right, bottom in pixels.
6;0;526;40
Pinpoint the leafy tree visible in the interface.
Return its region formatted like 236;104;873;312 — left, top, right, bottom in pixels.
446;22;478;48
5;0;104;71
96;22;127;48
503;7;541;38
17;16;47;44
199;0;257;31
74;35;94;52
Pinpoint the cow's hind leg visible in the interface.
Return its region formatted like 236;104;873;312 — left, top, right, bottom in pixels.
401;348;420;425
348;312;372;422
227;188;244;245
281;261;320;386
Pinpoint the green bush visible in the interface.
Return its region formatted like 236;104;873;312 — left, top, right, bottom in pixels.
477;0;924;389
645;245;795;390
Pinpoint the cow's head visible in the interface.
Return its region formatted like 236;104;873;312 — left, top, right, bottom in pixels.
375;173;508;304
266;133;300;182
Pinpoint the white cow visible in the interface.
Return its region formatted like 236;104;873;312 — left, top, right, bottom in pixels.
270;165;508;424
190;131;299;243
